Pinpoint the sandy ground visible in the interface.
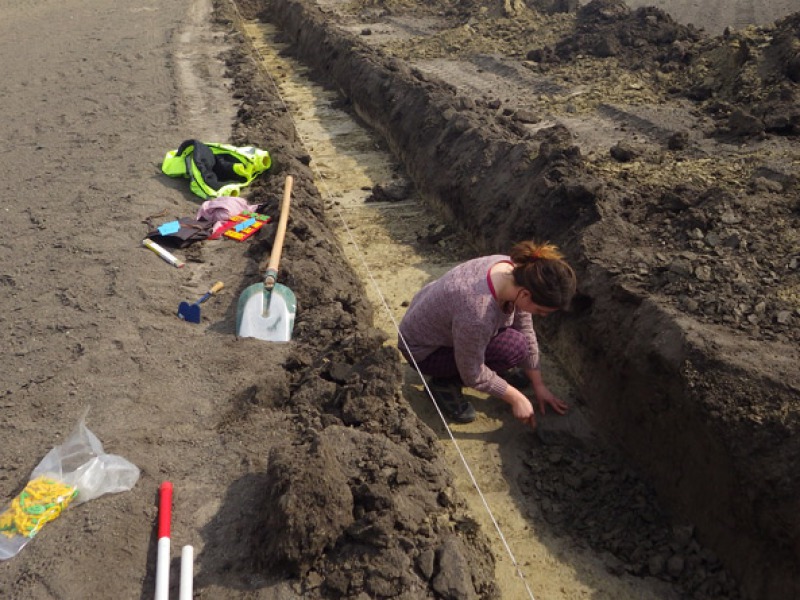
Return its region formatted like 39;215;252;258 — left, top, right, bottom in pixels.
0;0;283;597
1;0;798;599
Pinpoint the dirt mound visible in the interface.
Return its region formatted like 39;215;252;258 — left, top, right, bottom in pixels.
682;14;800;137
202;8;502;595
552;0;702;61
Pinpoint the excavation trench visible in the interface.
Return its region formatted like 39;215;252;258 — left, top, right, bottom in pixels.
237;12;735;600
227;1;800;599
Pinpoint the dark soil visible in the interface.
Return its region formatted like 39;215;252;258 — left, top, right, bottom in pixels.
222;0;799;598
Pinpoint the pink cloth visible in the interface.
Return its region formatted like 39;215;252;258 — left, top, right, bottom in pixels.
196;196;258;224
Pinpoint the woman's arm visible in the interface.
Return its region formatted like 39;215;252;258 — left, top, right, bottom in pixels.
513;311;540;370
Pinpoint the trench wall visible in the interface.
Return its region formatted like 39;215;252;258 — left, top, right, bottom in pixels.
256;1;800;598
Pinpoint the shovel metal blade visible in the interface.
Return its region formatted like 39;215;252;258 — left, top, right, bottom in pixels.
236;282;296;341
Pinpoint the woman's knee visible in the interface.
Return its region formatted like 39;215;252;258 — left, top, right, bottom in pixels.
485;328;528;370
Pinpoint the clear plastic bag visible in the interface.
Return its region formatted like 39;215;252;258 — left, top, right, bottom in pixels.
0;409;140;560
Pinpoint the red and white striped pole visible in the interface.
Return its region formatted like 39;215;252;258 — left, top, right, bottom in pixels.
155;481;173;600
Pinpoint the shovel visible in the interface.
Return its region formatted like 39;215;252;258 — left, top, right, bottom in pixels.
236;175;296;341
178;281;224;323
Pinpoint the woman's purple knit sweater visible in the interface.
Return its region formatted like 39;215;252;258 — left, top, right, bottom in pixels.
399;255;540;398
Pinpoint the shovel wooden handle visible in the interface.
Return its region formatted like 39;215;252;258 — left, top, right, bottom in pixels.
265;175;293;287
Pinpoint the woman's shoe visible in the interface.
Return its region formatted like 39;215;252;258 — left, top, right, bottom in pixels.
428;378;476;423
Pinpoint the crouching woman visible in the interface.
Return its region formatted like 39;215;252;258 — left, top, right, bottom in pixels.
398;240;576;427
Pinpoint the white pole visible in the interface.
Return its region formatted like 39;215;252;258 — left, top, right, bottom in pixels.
155;537;171;600
179;545;194;600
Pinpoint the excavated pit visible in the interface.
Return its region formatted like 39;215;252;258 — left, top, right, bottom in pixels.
228;1;800;598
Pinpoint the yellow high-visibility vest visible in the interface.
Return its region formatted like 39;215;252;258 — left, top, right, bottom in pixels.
161;140;271;199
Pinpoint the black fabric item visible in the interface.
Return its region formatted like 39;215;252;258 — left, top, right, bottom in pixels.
146;217;214;249
212;154;246;183
175;139;246;191
187;141;224;191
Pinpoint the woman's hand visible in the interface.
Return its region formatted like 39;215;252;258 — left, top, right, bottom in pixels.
532;383;568;415
511;395;536;429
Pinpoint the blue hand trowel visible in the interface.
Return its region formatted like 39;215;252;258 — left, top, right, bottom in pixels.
178;282;224;323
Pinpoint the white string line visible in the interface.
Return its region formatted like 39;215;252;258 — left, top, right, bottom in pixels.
230;5;536;598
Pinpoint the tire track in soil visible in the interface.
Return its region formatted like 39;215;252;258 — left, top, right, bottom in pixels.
241;17;683;600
